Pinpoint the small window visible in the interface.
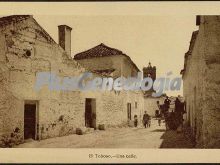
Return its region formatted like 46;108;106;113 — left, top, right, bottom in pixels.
135;102;137;108
25;50;31;57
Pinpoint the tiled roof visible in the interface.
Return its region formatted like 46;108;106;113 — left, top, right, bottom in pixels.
74;43;125;60
74;43;140;71
0;15;31;27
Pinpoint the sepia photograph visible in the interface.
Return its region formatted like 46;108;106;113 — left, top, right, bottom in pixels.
0;1;220;164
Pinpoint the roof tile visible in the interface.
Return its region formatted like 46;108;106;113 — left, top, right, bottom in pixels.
74;43;124;60
74;43;140;71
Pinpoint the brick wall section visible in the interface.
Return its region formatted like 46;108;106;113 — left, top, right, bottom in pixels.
183;16;220;148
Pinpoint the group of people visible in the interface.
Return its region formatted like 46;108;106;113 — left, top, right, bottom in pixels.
156;96;185;130
156;96;171;127
133;96;185;130
133;111;151;128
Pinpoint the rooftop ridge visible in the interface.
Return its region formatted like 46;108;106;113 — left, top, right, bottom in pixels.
0;15;32;27
74;43;140;72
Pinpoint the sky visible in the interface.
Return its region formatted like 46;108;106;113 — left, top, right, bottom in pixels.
33;15;198;96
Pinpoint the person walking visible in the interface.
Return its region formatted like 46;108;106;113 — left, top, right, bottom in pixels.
164;96;171;111
143;111;150;128
174;97;181;113
175;97;184;132
156;101;162;126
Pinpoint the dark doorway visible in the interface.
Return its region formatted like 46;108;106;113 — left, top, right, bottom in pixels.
127;103;131;120
24;104;36;140
85;98;96;129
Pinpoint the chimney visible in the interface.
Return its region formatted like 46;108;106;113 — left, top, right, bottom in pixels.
58;25;72;55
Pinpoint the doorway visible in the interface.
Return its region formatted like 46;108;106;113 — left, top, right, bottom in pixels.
85;98;96;129
24;102;37;140
127;103;131;120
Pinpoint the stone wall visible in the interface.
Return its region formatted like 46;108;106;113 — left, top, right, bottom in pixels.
183;16;220;148
0;16;86;142
74;45;144;127
201;16;220;148
75;55;139;78
144;97;165;117
0;16;145;146
81;90;144;128
121;56;139;77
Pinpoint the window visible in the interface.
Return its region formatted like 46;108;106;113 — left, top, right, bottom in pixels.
25;50;32;58
135;102;137;109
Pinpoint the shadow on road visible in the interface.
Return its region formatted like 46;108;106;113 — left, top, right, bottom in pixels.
151;129;166;132
159;130;195;148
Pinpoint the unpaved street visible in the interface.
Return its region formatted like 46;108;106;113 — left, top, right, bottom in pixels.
16;119;194;148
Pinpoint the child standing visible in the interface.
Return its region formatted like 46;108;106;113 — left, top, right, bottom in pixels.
134;115;138;127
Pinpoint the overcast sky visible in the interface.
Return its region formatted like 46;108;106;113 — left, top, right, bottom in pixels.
33;15;198;96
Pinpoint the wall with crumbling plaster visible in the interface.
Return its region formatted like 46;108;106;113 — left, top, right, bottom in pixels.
183;16;220;148
81;90;144;128
0;16;146;146
0;16;86;143
75;55;139;78
144;97;165;117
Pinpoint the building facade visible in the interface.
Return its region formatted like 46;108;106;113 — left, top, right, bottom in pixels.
181;16;220;148
0;15;86;142
74;43;140;78
0;15;145;146
74;43;145;127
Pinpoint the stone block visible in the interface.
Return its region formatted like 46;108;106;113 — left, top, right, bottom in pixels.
98;124;105;130
75;128;83;135
76;127;87;135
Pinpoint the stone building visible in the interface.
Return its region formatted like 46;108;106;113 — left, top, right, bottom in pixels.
142;62;164;116
0;15;86;143
143;62;156;93
74;43;145;126
74;43;140;78
181;16;220;148
0;15;145;146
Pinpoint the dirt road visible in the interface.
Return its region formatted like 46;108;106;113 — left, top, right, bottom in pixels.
16;119;194;148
